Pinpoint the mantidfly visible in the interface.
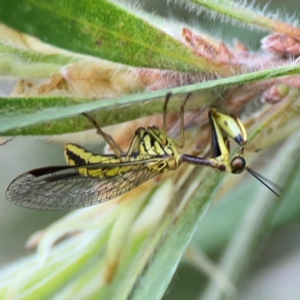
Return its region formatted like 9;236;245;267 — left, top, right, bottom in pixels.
6;93;282;210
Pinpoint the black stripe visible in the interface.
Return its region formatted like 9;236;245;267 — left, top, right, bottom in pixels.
65;148;87;166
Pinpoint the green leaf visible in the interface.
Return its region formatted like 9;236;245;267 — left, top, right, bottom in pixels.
0;26;80;77
188;0;300;37
0;0;214;72
128;170;222;300
1;64;299;135
1;1;300;300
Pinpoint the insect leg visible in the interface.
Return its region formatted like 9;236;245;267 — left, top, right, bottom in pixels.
82;113;123;157
126;131;143;156
210;109;247;146
0;138;13;146
208;110;229;159
162;92;172;146
162;92;192;149
176;93;192;149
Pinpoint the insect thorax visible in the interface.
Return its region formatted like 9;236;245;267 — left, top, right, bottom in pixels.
138;126;180;170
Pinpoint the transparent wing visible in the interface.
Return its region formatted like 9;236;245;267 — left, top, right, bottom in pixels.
6;161;165;211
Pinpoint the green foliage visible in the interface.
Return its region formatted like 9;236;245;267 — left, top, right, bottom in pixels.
0;1;300;300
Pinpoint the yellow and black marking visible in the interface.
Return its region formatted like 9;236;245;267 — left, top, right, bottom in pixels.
6;93;282;211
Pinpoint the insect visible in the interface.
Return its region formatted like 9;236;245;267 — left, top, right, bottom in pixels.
6;93;281;211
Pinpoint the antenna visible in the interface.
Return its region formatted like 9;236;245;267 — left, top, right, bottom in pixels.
246;167;284;197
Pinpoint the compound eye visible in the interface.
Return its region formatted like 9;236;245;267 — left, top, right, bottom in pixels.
231;156;246;174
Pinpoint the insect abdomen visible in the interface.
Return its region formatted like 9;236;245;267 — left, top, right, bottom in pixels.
64;144;139;179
